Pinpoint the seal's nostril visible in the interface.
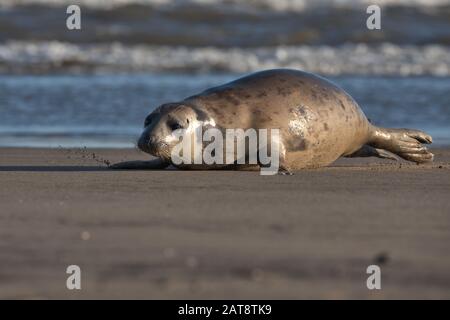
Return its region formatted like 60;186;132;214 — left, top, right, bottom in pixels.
137;134;162;155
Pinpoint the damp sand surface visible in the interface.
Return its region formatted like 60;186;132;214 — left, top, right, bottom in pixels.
0;147;450;299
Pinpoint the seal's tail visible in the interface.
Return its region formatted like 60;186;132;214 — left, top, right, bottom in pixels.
368;126;434;163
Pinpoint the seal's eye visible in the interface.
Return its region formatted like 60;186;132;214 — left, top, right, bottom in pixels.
169;121;183;131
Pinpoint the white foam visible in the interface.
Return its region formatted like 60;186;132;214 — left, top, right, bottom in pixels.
1;0;449;10
1;41;449;76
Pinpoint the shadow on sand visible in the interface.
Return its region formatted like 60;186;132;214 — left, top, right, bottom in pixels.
0;166;109;172
0;166;172;172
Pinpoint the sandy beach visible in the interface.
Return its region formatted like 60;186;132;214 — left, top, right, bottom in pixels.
0;147;449;299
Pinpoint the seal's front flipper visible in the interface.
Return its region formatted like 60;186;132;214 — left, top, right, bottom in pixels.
346;145;398;161
110;158;170;170
369;127;434;163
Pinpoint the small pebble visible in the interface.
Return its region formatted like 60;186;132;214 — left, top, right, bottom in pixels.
186;256;198;268
163;248;176;259
81;231;91;241
374;252;389;265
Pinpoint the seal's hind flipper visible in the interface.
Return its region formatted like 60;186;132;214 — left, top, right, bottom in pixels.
346;145;398;161
109;158;170;170
368;127;434;164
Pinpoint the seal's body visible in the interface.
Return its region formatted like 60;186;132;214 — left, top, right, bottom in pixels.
112;69;433;173
184;69;372;170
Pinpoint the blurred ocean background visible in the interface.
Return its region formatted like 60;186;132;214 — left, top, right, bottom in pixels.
0;0;449;147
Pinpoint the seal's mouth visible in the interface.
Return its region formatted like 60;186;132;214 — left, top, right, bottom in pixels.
138;135;171;159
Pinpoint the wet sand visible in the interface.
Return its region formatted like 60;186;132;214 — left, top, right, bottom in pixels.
0;147;449;299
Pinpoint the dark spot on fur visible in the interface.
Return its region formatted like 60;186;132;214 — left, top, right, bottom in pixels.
286;139;308;151
298;106;307;115
194;108;210;122
257;91;268;98
277;87;292;97
323;123;329;131
225;96;240;106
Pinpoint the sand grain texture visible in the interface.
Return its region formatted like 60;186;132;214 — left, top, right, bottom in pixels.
0;147;449;299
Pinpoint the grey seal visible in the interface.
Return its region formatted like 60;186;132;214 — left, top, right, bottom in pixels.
111;69;433;173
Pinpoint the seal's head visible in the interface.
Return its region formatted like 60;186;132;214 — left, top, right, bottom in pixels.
138;103;210;161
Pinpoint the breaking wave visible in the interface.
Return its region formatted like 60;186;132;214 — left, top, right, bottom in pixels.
1;41;449;76
1;0;449;11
